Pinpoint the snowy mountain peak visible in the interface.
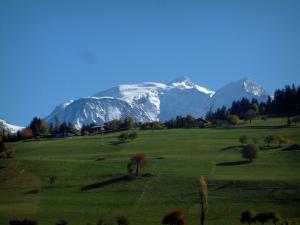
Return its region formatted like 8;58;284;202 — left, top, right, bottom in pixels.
169;75;191;83
0;119;24;133
242;77;267;96
169;75;195;89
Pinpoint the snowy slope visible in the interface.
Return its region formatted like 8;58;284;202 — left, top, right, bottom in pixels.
0;119;24;133
159;76;214;121
94;82;167;121
45;97;152;129
45;76;269;128
209;77;269;111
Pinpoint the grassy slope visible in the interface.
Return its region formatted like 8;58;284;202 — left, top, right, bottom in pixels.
0;118;299;225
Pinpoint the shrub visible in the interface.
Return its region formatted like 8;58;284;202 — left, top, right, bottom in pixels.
264;135;276;146
228;115;240;125
128;131;137;141
242;144;259;162
244;109;257;123
0;139;15;159
56;220;68;225
240;209;257;225
255;213;270;225
162;209;186;225
96;220;104;225
116;215;129;225
21;128;33;139
239;135;248;146
118;133;128;143
48;176;57;186
275;134;289;147
269;212;282;225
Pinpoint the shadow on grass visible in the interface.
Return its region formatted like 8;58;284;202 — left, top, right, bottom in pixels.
24;189;39;194
215;181;234;190
81;175;134;191
260;146;281;150
282;144;300;152
109;140;126;146
236;125;287;129
216;161;251;166
220;145;242;151
81;174;154;191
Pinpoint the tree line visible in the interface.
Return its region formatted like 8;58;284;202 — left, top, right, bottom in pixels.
206;84;300;123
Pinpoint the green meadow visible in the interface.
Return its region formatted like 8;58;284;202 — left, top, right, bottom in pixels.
0;118;300;225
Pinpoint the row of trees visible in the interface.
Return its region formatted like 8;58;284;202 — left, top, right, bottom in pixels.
9;215;130;225
264;84;300;116
164;115;206;129
239;134;291;147
206;98;259;124
241;209;296;225
207;84;300;123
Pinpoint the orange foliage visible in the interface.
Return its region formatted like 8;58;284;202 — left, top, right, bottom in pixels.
22;128;33;139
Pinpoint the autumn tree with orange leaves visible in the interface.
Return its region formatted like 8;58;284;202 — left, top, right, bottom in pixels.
198;176;208;225
129;153;148;176
162;209;186;225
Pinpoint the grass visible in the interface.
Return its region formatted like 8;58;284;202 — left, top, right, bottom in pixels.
0;118;299;225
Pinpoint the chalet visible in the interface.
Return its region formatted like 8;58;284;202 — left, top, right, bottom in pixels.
90;124;108;134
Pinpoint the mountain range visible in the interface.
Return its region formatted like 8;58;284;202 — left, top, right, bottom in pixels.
44;76;269;129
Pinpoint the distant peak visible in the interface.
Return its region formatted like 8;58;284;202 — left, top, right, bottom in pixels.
240;76;252;82
238;77;267;96
168;75;193;85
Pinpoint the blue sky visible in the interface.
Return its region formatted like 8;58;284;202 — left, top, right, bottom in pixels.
0;0;299;126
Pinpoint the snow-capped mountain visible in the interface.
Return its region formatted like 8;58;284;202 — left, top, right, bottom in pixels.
0;119;24;133
209;77;269;111
45;76;269;128
45;97;151;129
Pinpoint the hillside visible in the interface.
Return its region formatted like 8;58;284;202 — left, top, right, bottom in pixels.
0;118;299;225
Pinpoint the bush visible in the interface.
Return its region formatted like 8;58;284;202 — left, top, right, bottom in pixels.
118;133;128;143
264;135;276;146
116;215;129;225
56;220;68;225
228;115;240;125
242;144;259;162
239;135;248;146
255;213;269;225
128;131;137;141
240;209;257;225
21;128;33;139
48;176;57;186
0;139;15;159
275;134;290;147
162;209;186;225
269;212;282;225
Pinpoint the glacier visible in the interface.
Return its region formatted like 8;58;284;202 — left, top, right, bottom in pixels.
45;76;269;129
